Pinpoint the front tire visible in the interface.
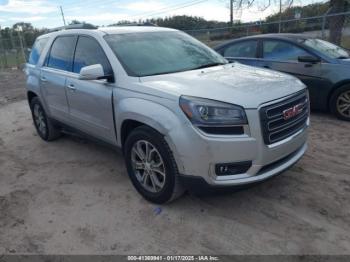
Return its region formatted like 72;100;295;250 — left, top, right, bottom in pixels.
124;126;184;204
330;85;350;121
30;97;61;141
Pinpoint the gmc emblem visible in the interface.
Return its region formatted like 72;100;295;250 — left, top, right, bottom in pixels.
283;103;303;120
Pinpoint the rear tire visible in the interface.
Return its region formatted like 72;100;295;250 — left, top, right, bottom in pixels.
30;97;61;141
124;126;184;204
330;85;350;121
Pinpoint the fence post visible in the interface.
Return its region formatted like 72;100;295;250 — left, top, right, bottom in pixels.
17;30;26;65
322;15;326;39
0;34;8;69
322;8;332;40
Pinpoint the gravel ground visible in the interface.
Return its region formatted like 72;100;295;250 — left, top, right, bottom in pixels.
0;70;350;255
0;69;26;106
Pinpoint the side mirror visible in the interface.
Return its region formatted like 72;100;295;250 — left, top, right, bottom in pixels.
79;64;105;80
298;55;321;64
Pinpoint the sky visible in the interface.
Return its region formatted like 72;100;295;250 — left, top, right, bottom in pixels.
0;0;326;29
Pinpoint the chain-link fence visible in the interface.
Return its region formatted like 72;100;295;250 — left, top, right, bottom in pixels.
186;11;350;48
1;11;349;69
0;32;29;70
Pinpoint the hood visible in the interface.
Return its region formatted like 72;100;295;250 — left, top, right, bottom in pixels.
338;58;350;65
140;63;306;108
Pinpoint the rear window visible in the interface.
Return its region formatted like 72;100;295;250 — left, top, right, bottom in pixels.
28;37;49;65
47;36;76;71
223;40;258;58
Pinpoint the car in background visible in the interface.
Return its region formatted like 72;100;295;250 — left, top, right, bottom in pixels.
214;34;350;121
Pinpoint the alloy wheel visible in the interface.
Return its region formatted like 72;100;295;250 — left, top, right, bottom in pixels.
336;90;350;118
131;140;166;193
33;104;47;136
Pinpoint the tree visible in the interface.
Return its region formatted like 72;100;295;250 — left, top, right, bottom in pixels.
228;0;294;32
69;20;85;25
12;22;33;31
329;0;349;45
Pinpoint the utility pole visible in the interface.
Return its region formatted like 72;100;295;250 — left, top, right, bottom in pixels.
230;0;233;27
278;0;282;33
60;6;67;26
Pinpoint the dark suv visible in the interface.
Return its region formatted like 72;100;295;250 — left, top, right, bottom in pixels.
214;34;350;121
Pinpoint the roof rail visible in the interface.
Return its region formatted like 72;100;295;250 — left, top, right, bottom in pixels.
114;22;158;27
49;23;97;32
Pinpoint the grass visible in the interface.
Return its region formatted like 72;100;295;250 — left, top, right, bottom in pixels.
341;35;350;49
0;51;25;69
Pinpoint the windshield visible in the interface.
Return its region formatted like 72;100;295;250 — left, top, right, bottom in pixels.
302;38;349;59
104;31;227;77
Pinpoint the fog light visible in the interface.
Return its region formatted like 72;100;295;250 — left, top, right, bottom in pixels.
215;161;251;176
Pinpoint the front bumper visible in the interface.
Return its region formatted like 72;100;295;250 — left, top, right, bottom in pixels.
166;107;309;187
179;142;306;191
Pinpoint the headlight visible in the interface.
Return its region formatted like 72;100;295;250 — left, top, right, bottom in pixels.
179;96;247;134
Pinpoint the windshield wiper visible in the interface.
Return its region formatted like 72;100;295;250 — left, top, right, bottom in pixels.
191;62;227;70
337;56;349;59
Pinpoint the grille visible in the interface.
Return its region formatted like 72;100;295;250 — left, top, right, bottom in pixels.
260;91;309;145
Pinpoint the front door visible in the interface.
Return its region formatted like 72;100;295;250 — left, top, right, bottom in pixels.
258;39;332;109
65;35;116;144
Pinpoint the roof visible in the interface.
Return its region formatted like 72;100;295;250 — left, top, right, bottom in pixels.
214;33;314;49
37;26;178;39
98;26;178;34
244;33;312;40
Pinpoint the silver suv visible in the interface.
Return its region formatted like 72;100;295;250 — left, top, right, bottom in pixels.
26;26;309;203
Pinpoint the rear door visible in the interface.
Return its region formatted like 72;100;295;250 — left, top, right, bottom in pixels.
218;40;260;66
40;35;77;122
258;39;332;109
65;35;116;144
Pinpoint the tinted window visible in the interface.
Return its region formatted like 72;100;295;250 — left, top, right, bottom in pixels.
47;36;76;71
73;36;112;75
104;32;227;77
28;37;49;65
263;40;309;61
223;41;258;58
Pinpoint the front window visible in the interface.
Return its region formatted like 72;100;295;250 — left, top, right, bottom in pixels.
73;36;113;75
263;40;310;61
301;38;349;59
104;31;227;77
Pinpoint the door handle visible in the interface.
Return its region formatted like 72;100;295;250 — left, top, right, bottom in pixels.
263;65;270;69
67;84;76;91
40;76;47;82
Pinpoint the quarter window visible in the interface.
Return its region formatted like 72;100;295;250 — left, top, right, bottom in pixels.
47;36;76;71
263;40;309;61
28;37;49;65
223;41;258;58
73;36;112;75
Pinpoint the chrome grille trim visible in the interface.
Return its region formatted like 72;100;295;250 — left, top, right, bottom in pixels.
260;91;309;145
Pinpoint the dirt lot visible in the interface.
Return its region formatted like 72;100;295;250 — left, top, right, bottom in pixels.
0;70;350;255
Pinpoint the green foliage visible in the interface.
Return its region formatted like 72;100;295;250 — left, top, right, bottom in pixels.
109;15;229;30
0;23;47;50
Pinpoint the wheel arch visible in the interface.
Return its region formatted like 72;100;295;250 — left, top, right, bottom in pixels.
116;98;186;173
328;80;350;109
27;90;38;106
